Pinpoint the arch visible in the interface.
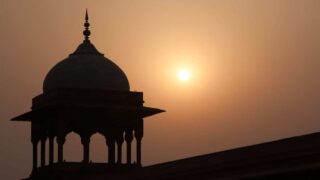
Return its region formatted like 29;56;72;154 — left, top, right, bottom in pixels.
90;133;107;163
63;131;82;162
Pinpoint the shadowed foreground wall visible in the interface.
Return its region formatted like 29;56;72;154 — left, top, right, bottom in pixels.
28;132;320;180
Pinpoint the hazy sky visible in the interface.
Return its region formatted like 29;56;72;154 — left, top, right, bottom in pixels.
1;0;320;179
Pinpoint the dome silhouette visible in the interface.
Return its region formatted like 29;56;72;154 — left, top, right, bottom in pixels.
43;10;129;93
43;39;129;92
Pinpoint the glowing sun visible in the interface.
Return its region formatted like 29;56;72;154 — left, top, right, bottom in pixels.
177;68;191;81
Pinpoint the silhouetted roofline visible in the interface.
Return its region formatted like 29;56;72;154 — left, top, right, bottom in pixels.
132;131;320;179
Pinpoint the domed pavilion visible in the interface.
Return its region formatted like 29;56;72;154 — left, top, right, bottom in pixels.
12;11;164;178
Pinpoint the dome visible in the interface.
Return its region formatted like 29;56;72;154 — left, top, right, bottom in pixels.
43;11;129;93
43;41;129;92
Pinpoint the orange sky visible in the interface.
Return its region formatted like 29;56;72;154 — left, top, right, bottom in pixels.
1;0;320;179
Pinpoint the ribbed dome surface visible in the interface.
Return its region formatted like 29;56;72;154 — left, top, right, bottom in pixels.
43;40;129;92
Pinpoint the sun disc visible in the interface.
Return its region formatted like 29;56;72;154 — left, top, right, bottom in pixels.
178;69;191;81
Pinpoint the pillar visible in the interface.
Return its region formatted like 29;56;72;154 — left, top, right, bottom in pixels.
134;119;144;166
116;131;124;164
32;140;39;171
48;136;54;165
81;136;90;163
106;137;116;164
57;136;65;163
136;139;141;165
125;129;133;164
40;137;47;167
31;121;40;171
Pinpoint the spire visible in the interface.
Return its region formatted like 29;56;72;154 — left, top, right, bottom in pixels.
83;9;91;41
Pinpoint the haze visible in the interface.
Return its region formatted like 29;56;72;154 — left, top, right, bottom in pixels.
1;1;320;179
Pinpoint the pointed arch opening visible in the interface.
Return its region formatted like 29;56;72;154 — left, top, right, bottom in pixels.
90;133;107;163
64;132;82;162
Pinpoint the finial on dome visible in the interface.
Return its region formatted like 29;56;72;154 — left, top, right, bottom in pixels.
83;9;91;41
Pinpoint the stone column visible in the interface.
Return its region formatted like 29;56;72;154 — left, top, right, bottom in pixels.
48;136;55;165
40;136;47;167
116;131;124;164
106;137;116;164
125;129;133;164
136;139;142;165
57;136;65;163
81;135;91;164
31;121;40;171
135;120;144;166
32;140;39;171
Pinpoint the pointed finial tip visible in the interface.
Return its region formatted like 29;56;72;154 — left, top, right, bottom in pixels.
83;9;91;41
85;9;88;20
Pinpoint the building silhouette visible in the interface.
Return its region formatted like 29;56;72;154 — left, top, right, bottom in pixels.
12;11;164;179
12;11;320;180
